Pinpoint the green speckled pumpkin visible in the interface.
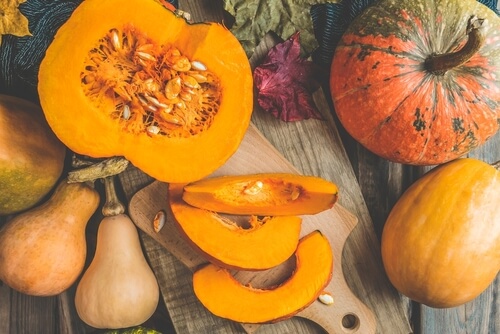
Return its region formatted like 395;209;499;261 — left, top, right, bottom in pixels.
330;0;500;165
0;95;66;215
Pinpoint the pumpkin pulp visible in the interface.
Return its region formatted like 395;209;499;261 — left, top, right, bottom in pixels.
81;24;221;138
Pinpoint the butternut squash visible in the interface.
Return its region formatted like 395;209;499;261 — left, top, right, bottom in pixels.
75;177;159;329
0;179;99;296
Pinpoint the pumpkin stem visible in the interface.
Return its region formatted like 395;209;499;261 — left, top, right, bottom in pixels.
492;161;500;171
424;16;485;75
102;175;126;217
68;156;130;183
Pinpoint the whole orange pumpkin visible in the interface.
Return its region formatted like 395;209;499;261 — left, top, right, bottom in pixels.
330;0;500;165
381;158;500;308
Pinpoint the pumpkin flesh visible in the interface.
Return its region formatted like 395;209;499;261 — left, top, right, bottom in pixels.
381;158;500;308
182;173;339;216
168;183;302;270
192;230;334;323
38;0;253;183
330;0;500;165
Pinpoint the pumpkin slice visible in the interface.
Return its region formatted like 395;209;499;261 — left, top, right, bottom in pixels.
192;230;334;323
182;173;339;216
38;0;253;183
168;183;302;270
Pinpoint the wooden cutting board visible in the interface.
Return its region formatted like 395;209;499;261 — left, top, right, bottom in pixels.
129;123;377;334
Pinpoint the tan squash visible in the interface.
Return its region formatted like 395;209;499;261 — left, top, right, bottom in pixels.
38;0;253;183
192;230;334;323
182;173;339;216
0;179;100;296
75;177;159;329
168;182;302;270
0;94;66;215
381;158;500;308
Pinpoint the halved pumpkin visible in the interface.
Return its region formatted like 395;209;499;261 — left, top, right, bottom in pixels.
168;183;302;270
192;230;334;324
38;0;253;183
182;173;339;216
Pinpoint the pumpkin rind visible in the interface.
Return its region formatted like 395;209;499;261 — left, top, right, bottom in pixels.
38;0;253;183
168;183;302;270
330;0;500;165
381;158;500;308
0;95;66;215
192;230;334;323
182;173;339;216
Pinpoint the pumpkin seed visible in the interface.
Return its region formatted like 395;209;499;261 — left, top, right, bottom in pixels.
147;125;160;134
110;29;121;50
191;60;207;71
153;210;166;232
122;104;131;120
318;292;334;306
243;181;263;195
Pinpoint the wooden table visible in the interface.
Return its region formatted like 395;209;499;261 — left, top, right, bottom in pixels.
1;1;499;334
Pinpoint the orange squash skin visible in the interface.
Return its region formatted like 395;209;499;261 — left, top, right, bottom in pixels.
38;0;253;183
0;95;66;215
0;180;100;296
381;158;500;308
330;0;500;165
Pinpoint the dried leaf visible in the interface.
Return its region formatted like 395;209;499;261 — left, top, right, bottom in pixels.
0;0;31;46
224;0;340;58
253;32;322;122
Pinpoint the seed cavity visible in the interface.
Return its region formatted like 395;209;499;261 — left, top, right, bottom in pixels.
81;25;221;138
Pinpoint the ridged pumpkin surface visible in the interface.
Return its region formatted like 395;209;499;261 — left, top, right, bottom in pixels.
38;0;253;183
381;158;500;308
330;0;500;165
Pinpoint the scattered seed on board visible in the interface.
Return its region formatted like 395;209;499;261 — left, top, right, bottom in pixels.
153;210;166;232
318;292;334;305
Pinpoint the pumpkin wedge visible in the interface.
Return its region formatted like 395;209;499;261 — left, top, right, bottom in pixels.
168;183;302;270
38;0;253;183
192;230;334;323
182;173;339;216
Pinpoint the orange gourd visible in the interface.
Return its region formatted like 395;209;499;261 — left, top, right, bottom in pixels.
381;158;500;308
38;0;253;183
330;0;500;165
182;173;339;216
168;182;302;270
0;95;66;215
0;179;100;296
192;230;334;324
